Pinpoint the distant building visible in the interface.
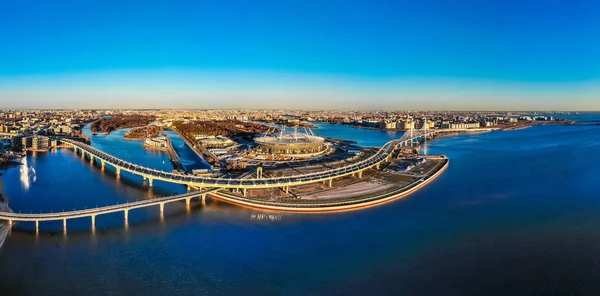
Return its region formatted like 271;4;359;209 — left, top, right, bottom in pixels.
380;121;397;129
199;136;235;148
11;135;23;148
21;137;32;149
449;122;481;129
32;136;49;150
397;120;415;131
52;125;73;135
143;136;168;150
21;136;50;150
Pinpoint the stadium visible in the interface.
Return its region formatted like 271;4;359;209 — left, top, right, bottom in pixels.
254;126;327;157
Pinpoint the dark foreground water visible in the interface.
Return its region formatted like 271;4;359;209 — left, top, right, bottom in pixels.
1;121;600;295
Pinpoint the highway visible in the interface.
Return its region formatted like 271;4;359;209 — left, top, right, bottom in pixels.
60;132;412;189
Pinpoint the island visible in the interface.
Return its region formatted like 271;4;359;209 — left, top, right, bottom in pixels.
123;125;162;140
90;115;155;135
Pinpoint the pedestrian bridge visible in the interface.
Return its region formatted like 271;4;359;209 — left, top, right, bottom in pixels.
0;189;216;231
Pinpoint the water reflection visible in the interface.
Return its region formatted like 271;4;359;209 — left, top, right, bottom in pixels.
18;155;36;191
250;213;284;221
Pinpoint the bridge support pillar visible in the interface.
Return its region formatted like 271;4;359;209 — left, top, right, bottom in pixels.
284;186;289;194
116;167;121;176
35;220;39;230
91;215;96;226
124;209;129;221
159;203;165;213
187;185;191;191
328;179;333;187
63;219;67;229
257;167;263;179
186;197;191;207
243;188;247;197
376;163;380;170
148;178;153;187
7;219;11;227
358;170;363;178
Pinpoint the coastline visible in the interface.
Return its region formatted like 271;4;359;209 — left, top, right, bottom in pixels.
501;125;531;131
208;157;448;213
123;136;145;140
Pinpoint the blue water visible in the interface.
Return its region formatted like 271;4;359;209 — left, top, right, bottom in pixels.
0;121;600;295
312;121;403;147
164;129;211;171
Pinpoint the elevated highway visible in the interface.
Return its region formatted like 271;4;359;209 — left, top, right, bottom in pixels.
59;127;445;190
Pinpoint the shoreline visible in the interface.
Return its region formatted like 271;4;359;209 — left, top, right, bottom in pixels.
501;125;531;131
207;158;448;213
123;136;145;141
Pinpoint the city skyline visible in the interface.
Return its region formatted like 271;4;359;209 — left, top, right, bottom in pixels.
2;0;600;110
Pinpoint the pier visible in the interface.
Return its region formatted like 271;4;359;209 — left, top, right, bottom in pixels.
164;135;186;172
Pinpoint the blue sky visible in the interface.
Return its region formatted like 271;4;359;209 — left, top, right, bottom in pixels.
1;0;599;110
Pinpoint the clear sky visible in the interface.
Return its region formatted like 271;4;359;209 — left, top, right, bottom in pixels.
1;0;599;110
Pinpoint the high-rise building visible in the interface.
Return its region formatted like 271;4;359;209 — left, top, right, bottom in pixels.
32;136;49;150
11;135;23;148
21;136;50;150
22;137;33;149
